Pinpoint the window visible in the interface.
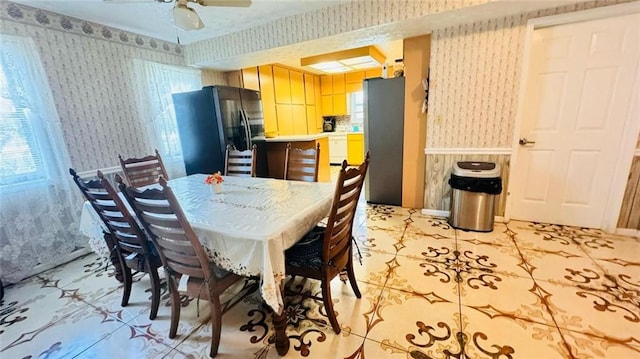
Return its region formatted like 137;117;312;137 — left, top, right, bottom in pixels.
0;40;49;187
133;60;201;178
349;91;364;125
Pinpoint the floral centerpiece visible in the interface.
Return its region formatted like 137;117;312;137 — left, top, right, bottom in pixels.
205;172;224;193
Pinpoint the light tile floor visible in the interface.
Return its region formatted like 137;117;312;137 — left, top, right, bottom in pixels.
1;204;639;358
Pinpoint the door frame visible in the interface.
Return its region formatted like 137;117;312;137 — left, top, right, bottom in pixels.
506;2;640;232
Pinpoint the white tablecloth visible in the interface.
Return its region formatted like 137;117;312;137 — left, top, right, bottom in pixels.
79;174;335;314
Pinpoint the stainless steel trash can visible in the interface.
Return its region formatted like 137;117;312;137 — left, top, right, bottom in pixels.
448;161;502;232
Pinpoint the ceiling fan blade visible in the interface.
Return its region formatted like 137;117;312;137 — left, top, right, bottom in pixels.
197;0;251;7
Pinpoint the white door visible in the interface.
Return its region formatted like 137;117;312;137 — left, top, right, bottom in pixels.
509;13;640;227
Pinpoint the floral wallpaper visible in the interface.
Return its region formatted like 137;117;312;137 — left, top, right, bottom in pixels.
426;0;632;148
185;0;488;66
202;69;228;86
0;1;225;172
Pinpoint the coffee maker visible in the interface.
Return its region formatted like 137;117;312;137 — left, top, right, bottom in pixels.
323;116;336;132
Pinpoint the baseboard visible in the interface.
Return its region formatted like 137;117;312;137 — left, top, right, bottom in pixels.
26;248;92;281
421;209;450;218
420;209;506;223
615;228;640;238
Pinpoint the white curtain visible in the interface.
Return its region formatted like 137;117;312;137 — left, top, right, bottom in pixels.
0;35;85;284
133;59;201;179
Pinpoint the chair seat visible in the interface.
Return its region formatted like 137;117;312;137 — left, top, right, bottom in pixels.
123;251;162;272
285;226;326;270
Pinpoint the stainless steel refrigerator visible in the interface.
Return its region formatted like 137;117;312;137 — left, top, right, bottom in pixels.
172;86;267;176
363;77;405;206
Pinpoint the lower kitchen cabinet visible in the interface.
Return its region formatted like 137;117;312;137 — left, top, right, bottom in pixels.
347;133;364;165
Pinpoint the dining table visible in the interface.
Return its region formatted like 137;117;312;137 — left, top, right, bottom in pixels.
79;173;336;355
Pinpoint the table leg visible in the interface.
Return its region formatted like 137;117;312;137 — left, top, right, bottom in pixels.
272;283;289;355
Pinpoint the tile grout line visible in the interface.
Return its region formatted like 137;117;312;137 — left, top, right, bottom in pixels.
359;209;412;355
505;222;578;359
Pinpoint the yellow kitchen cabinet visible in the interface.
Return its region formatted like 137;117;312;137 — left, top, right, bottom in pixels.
320;75;332;95
332;94;347;115
347;133;364;165
276;104;294;136
346;82;362;93
258;65;278;134
345;70;364;84
314;76;323;132
321;95;333;116
290;70;305;105
306;105;318;134
332;74;345;94
242;67;260;91
291;104;307;134
365;68;382;79
304;73;315;105
273;66;291;104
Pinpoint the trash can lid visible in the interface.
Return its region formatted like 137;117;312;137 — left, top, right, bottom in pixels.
452;161;501;178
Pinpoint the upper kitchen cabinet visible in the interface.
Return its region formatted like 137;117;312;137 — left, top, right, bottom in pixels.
242;67;260;91
320;76;332;94
345;70;365;93
273;66;291;104
320;73;347;115
332;74;345;94
365;68;382;79
246;64;322;136
257;65;278;134
314;76;323;132
304;73;315;105
289;70;305;105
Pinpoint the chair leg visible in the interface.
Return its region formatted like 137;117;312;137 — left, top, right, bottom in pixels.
209;294;222;358
168;275;181;339
148;266;161;320
346;253;361;298
321;279;341;334
121;265;133;307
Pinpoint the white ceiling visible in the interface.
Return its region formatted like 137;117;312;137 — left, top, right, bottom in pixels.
13;0;599;72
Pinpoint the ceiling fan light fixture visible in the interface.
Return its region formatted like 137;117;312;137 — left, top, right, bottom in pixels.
173;2;204;31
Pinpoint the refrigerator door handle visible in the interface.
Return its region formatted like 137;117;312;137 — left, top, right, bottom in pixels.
240;110;251;149
243;110;253;147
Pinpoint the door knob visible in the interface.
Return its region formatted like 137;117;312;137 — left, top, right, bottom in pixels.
519;138;536;146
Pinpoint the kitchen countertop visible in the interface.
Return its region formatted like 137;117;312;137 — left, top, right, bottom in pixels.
255;134;329;142
326;131;364;136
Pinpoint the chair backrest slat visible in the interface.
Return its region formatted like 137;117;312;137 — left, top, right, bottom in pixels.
284;143;320;182
322;155;369;265
224;144;257;177
69;169;152;258
119;149;168;187
119;176;217;282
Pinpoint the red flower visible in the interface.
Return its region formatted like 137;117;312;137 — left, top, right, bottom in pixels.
205;172;224;185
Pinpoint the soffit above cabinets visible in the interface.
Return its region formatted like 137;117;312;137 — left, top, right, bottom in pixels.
300;46;386;74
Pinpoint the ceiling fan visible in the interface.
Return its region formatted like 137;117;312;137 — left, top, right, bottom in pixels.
105;0;252;31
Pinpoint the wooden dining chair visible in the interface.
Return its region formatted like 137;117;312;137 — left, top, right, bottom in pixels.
118;149;168;187
284;152;370;333
284;142;320;182
224;144;257;177
69;169;162;320
119;176;244;358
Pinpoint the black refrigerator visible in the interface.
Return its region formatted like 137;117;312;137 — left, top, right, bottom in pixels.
172;86;267;176
363;77;405;206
